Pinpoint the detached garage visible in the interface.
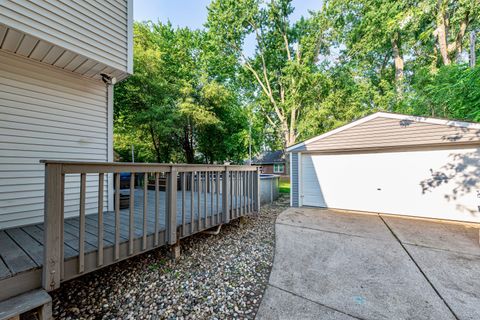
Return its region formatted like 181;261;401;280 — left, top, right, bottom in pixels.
288;112;480;223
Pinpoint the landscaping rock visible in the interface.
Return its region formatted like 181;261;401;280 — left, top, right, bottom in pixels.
51;196;288;319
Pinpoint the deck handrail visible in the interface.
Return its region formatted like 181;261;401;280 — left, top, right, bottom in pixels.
42;161;260;291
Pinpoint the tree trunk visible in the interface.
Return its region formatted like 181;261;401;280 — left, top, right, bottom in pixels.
436;0;450;65
470;31;477;67
149;125;162;163
391;33;404;97
182;126;195;164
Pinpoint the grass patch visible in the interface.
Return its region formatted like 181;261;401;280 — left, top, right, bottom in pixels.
279;178;290;194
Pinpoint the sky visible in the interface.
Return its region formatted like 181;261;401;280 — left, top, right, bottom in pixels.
133;0;323;56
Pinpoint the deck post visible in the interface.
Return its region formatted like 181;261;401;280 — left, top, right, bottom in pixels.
167;167;177;245
254;167;261;214
222;166;230;224
42;163;64;291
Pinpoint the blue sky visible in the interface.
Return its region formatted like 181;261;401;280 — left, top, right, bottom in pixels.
134;0;323;56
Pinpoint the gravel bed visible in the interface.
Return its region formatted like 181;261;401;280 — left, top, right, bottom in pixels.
51;196;288;319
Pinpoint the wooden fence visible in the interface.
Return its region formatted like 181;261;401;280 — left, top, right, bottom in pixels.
42;161;260;291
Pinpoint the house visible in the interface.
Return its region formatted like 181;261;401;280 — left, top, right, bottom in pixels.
0;5;261;318
252;150;287;176
0;0;133;230
287;112;480;223
0;0;133;317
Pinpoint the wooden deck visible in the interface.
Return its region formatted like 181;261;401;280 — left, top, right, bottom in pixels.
0;188;252;301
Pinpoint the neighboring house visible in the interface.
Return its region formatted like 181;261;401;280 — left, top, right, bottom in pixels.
287;112;480;223
252;150;287;176
0;0;133;230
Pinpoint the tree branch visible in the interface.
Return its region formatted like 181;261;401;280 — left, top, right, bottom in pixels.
447;10;469;57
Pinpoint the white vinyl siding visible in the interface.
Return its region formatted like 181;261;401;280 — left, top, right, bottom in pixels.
300;149;480;223
0;51;108;229
0;0;129;72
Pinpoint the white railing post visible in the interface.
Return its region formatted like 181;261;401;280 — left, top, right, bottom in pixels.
43;163;64;291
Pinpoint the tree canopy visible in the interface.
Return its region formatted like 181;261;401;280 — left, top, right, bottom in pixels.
114;0;479;163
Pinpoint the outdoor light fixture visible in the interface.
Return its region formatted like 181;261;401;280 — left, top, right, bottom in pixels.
101;73;117;85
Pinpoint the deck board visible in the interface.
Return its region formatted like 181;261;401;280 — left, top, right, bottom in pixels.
84;215;124;243
0;256;11;279
90;213;130;241
5;228;43;266
65;217;114;247
0;231;37;275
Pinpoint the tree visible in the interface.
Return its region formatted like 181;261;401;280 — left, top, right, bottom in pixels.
402;64;480;120
207;0;326;150
115;22;252;164
434;0;479;65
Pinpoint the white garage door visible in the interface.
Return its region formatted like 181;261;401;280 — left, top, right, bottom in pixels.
300;148;480;222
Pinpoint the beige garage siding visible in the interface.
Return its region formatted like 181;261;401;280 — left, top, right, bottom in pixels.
0;51;108;229
0;0;129;72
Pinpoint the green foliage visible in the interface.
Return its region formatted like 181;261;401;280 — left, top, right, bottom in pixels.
401;65;480;121
115;22;254;164
279;178;290;193
207;0;329;149
116;1;479;163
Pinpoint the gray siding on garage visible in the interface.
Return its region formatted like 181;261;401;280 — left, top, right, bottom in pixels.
0;0;129;72
0;51;108;229
290;153;299;207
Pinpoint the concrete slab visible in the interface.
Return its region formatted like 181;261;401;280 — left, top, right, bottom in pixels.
404;244;480;320
277;207;393;241
256;285;357;320
383;215;480;255
265;221;455;320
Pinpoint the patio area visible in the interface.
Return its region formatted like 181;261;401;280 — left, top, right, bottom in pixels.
257;207;480;320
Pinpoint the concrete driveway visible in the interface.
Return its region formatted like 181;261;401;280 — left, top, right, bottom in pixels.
256;207;480;320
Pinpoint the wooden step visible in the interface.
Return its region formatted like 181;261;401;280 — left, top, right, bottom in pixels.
0;289;51;320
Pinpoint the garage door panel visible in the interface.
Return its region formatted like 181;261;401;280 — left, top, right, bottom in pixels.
300;148;480;223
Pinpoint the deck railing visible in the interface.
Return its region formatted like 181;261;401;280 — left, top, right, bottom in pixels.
41;161;260;291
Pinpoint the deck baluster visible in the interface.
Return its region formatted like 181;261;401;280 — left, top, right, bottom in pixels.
79;173;86;273
154;172;160;246
204;172;207;227
236;171;239;218
208;171;213;226
114;173;120;260
97;173;104;266
142;173;148;250
243;171;247;214
216;172;220;224
249;171;253;213
129;173;135;255
197;172;202;230
182;172;186;237
190;172;194;234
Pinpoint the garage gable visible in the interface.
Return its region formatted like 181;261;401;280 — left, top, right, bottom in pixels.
288;112;480;153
